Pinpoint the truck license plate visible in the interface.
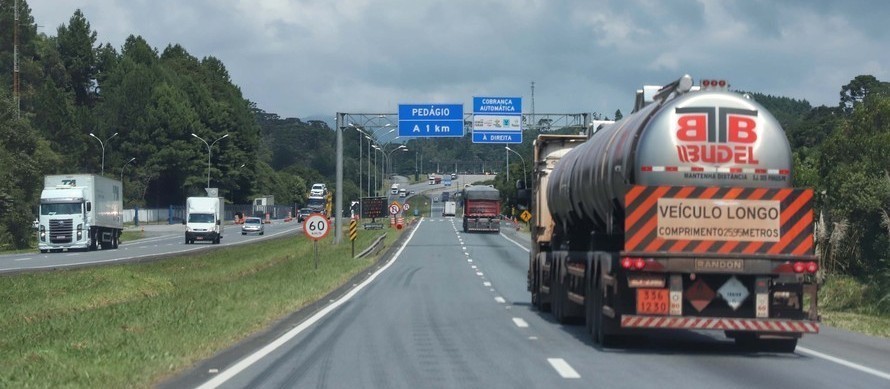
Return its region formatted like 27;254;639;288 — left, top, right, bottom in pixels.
637;288;669;315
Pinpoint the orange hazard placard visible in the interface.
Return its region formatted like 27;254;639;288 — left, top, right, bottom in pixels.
624;186;814;256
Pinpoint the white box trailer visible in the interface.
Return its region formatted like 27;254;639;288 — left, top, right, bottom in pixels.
184;197;225;244
443;201;456;217
38;174;123;252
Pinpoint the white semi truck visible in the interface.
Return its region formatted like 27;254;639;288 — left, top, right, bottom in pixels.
38;174;123;252
184;197;225;244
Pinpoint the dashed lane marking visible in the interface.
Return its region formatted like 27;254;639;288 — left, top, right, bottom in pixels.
547;358;581;379
512;318;529;328
495;296;506;303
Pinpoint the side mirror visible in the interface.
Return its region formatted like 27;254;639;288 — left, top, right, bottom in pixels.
216;220;221;226
86;202;92;212
181;220;186;225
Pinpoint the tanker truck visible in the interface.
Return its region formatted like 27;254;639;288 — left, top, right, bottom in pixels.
527;75;818;352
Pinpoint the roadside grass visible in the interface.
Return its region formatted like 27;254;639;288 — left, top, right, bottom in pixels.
818;273;890;338
0;229;402;388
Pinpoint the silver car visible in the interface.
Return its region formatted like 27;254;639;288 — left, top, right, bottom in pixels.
241;217;265;235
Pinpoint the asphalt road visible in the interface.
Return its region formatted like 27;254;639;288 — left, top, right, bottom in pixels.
175;216;890;389
0;221;304;274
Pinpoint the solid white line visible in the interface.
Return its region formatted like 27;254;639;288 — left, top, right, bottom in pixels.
495;296;505;303
500;233;530;253
196;219;426;389
512;318;529;328
14;257;31;261
547;358;581;379
797;346;890;381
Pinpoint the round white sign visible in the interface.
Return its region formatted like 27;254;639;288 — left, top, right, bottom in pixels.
403;203;410;210
303;214;330;240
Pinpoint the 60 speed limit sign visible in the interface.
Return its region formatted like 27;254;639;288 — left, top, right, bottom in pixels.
303;214;330;241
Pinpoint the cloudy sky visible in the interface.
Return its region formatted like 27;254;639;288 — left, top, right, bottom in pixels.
28;0;890;120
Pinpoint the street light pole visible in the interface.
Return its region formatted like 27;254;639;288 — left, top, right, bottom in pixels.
191;133;229;189
120;157;136;183
505;146;528;186
89;132;118;176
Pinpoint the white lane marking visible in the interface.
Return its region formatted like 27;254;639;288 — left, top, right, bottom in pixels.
15;257;31;261
797;346;890;381
529;336;538;340
513;318;529;328
196;219;426;389
483;282;491;287
547;358;581;379
476;272;484;276
462;246;467;251
500;232;530;253
471;265;477;269
467;259;473;263
495;296;505;303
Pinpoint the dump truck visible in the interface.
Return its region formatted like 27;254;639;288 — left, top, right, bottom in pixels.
37;174;123;252
527;75;818;352
462;185;500;232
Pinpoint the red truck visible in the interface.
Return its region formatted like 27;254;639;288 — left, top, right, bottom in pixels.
461;185;500;232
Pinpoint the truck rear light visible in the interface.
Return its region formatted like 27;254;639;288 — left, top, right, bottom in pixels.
633;258;646;270
806;261;818;273
793;261;806;273
621;257;634;269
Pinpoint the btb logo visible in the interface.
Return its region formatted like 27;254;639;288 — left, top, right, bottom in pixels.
675;107;759;164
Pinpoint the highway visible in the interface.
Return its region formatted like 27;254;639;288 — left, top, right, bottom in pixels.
169;214;890;389
0;220;303;274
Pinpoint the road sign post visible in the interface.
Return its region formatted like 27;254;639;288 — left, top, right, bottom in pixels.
472;97;522;144
398;104;464;138
303;213;330;269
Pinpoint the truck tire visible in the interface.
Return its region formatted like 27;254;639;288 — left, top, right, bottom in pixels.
185;236;190;244
112;232;119;249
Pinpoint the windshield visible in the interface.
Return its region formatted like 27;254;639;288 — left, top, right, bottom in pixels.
245;218;261;224
40;203;82;216
307;199;325;207
188;213;215;223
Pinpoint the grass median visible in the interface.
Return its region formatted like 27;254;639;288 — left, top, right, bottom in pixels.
0;228;402;388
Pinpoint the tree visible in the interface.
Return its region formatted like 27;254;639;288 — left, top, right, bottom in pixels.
56;9;98;107
839;75;890;115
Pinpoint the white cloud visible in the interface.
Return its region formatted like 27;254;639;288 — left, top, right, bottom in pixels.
27;0;890;117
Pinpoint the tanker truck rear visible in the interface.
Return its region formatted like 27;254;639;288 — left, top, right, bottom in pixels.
527;75;818;352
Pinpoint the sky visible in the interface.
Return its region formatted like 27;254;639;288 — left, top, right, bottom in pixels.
27;0;890;121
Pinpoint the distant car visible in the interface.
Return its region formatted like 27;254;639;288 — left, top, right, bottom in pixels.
241;217;265;235
310;183;326;196
451;173;457;179
297;208;312;223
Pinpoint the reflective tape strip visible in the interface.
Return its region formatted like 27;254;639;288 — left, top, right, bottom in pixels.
621;315;819;333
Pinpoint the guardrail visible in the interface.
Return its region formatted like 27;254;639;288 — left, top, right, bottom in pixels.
355;233;387;259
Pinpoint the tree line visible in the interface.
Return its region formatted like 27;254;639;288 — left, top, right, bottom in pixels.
0;1;887;289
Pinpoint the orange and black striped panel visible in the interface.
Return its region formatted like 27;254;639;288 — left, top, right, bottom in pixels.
625;186;814;255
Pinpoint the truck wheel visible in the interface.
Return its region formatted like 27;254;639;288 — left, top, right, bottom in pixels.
185;236;190;244
112;233;119;249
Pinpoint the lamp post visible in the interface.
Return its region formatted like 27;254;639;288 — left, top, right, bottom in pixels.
89;132;118;176
191;133;229;189
385;145;407;179
505;146;528;186
120;157;136;182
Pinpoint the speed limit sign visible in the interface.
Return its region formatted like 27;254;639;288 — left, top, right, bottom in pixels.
303;214;330;241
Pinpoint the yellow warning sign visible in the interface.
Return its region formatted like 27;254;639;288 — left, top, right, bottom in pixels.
520;210;532;223
349;219;358;241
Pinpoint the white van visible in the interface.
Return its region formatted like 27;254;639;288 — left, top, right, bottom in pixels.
391;183;399;195
399;188;407;198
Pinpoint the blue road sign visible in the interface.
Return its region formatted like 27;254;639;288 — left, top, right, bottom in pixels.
398;104;464;137
472;97;522;144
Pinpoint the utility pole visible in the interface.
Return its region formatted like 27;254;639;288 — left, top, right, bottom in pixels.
14;0;20;118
